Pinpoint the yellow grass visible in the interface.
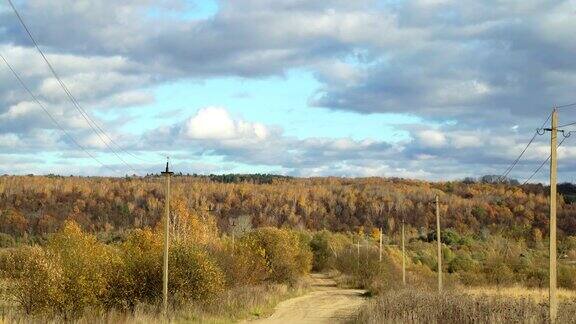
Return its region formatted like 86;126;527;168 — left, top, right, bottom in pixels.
464;285;576;302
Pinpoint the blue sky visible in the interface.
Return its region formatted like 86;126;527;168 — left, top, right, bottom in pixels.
124;70;420;141
1;0;576;181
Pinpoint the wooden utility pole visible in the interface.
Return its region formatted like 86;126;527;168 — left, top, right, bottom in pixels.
231;219;237;256
161;159;173;314
379;227;383;262
435;195;442;293
357;241;360;271
549;108;558;323
402;220;406;286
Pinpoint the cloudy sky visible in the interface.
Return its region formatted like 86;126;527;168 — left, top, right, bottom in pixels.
1;0;576;182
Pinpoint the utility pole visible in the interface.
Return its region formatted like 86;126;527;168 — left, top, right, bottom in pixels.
379;227;383;262
548;108;558;323
435;195;442;293
161;158;173;314
231;219;237;256
402;219;406;286
357;241;360;271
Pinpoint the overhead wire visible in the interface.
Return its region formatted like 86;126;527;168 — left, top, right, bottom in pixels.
522;134;571;185
0;53;122;175
498;111;552;182
6;0;156;171
558;121;576;129
556;102;576;109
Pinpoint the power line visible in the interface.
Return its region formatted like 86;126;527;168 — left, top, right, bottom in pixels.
498;111;551;182
6;0;153;171
558;121;576;129
522;135;569;185
0;53;121;175
557;102;576;109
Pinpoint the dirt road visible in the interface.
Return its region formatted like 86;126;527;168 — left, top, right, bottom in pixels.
250;273;367;324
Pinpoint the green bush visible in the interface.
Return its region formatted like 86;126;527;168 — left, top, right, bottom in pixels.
448;251;475;273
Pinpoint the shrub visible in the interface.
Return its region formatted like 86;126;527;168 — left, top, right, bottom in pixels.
169;241;225;306
4;246;64;316
558;264;576;289
246;227;312;284
45;221;122;317
448;251;475;273
215;235;270;287
106;228;163;310
332;243;403;295
310;231;332;271
3;222;120;317
0;233;15;247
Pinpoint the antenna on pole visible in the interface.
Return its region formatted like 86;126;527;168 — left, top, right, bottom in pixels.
161;156;174;315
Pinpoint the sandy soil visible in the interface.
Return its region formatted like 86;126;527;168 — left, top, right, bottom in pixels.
249;273;367;324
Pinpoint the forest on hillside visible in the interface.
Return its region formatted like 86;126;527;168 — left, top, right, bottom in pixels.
1;174;576;245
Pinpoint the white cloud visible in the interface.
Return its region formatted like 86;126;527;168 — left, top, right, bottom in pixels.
183;107;270;141
451;133;483;149
415;129;447;148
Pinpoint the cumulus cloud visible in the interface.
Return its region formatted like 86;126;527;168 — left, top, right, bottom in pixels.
183;107;269;141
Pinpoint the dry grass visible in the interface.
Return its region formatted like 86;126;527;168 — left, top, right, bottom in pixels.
354;288;576;324
0;280;310;324
464;285;576;302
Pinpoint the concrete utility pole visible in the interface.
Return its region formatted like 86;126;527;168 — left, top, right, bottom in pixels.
379;227;383;262
402;220;406;286
548;108;558;323
161;159;173;314
435;195;442;293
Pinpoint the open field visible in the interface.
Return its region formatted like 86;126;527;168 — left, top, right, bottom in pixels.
464;285;576;302
354;288;576;324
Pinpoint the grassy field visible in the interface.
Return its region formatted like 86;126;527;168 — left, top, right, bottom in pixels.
464;285;576;302
354;287;576;324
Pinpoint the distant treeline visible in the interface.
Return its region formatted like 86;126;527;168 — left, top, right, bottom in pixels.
1;175;576;246
141;173;291;184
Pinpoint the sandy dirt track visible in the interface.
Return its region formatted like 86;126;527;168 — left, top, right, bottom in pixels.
249;273;367;324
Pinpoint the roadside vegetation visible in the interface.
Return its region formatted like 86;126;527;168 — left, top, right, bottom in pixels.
355;288;576;323
0;218;312;322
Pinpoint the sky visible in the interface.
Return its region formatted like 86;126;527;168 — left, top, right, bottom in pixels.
1;0;576;182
